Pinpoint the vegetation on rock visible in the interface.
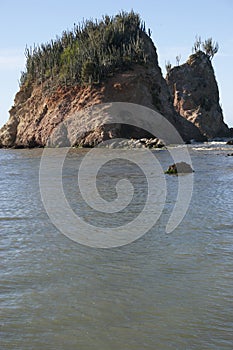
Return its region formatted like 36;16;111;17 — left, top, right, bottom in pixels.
192;36;219;60
0;11;228;149
165;60;172;73
20;11;150;90
166;36;219;72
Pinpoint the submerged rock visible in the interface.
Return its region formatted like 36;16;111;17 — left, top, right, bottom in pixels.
165;162;194;175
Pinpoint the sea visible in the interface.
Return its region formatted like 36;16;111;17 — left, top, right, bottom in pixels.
1;141;233;349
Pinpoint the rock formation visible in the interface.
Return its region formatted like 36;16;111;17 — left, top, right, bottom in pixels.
0;13;230;148
0;40;204;148
166;51;230;139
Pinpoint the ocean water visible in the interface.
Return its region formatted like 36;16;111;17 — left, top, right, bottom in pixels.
1;143;233;349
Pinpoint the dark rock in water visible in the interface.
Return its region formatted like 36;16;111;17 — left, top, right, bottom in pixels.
165;162;194;174
226;140;233;145
227;153;233;156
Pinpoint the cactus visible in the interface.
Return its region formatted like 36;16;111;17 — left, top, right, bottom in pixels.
20;11;149;90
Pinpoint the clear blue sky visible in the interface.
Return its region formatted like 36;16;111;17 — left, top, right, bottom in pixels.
0;0;233;127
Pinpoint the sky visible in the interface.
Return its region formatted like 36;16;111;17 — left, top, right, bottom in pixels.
0;0;233;127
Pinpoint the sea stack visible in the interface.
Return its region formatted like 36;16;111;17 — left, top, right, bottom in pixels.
166;51;230;139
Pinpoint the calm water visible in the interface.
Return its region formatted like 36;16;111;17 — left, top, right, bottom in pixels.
1;143;233;349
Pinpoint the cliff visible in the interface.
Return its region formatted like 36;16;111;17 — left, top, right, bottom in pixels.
0;63;204;148
166;51;230;139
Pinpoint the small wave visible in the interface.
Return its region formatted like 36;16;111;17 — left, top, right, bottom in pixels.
206;141;228;145
193;147;232;151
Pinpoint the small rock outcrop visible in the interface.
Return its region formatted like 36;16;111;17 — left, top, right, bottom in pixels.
97;138;165;149
166;51;230;139
165;162;194;175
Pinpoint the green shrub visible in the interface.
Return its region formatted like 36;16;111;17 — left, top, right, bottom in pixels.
20;11;149;90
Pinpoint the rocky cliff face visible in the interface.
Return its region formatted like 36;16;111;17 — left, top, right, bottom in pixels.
166;51;230;139
0;37;205;148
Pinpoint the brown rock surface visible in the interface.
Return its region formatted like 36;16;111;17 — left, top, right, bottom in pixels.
166;51;230;139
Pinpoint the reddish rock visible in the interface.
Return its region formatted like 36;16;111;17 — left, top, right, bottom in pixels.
166;51;230;139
